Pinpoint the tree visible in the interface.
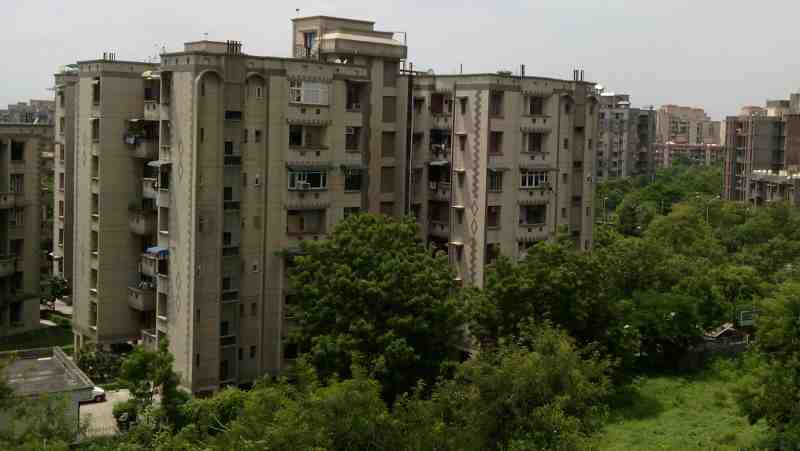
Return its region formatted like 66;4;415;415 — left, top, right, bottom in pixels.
76;343;122;384
116;340;189;431
40;275;69;310
735;281;800;448
288;214;465;401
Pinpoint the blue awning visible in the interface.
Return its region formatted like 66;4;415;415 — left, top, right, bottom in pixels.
146;246;169;258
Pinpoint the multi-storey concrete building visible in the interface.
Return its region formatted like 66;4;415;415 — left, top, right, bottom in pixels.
0;100;55;125
0;123;50;337
595;92;655;179
723;94;800;202
64;16;597;392
656;104;720;146
52;66;79;297
654;142;724;169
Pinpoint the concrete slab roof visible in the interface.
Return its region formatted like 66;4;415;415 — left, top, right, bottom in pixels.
0;348;93;397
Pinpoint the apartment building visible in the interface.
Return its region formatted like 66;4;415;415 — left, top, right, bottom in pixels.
723;94;800;202
0;123;50;337
65;15;597;392
656;104;720;146
595;92;655;179
0;100;55;125
52;66;78;297
653;142;724;169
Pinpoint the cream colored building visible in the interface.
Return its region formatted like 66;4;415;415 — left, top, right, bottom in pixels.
0;123;50;337
64;16;597;392
656;104;720;145
596;92;655;179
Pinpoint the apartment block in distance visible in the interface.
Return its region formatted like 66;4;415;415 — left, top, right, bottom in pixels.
723;94;800;203
654;104;722;168
0;123;51;337
595;91;655;179
65;15;597;392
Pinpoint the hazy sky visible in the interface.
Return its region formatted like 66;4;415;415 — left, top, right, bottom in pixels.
4;0;799;119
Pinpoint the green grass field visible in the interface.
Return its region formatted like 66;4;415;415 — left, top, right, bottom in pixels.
598;368;767;451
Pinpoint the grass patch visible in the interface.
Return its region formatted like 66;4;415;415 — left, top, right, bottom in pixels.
0;323;73;352
598;365;767;451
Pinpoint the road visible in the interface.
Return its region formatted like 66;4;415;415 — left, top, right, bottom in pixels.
80;389;129;437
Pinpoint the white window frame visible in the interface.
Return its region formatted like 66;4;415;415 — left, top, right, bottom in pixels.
288;80;329;106
288;170;328;190
520;169;548;189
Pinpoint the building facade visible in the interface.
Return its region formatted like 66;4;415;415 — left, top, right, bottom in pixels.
595;92;655;179
64;16;597;392
656;104;720;146
0;100;55;125
0;123;50;337
723;94;800;202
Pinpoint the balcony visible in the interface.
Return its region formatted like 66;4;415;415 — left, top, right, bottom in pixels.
128;285;156;311
157;188;170;208
0;256;15;278
129;210;156;235
428;220;450;239
131;137;157;159
428;181;451;202
144;100;160;122
0;192;19;210
142;178;158;200
140;254;158;277
141;329;157;351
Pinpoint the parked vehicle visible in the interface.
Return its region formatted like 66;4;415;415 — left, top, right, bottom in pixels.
81;386;106;403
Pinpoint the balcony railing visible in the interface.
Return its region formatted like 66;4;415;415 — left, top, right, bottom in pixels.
428;220;450;239
140;254;158;277
0;256;15;278
141;329;157;351
128;285;156;311
129;210;156;235
293;45;318;59
144;100;160;121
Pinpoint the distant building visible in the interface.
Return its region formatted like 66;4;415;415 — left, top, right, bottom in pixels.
654;142;724;168
654;104;721;169
0;347;93;441
0;100;55;125
596;91;655;179
723;94;800;203
0;123;51;338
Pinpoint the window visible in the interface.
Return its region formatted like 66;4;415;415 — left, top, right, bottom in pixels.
289;125;303;147
10;174;24;193
92;78;100;104
383;61;397;87
526;133;543;153
250;345;256;358
382;97;396;122
345;127;361;151
459;97;468;115
10;209;23;226
458;134;467;151
520;205;546;225
563;138;569;150
586;206;591;217
489;131;503;154
380;167;395;193
224;110;242;121
520;170;548;188
488;170;503;192
243;129;248;143
224;141;234;155
289;80;329;105
10;141;24;161
489;91;504;117
413;97;424;114
223;232;232;246
238;348;243;361
256;86;263;98
91;118;100;142
487;206;501;228
255;130;262;143
58;173;65;191
303;31;317;49
382;132;395;157
58;201;64;218
10;302;22;326
199;128;204;143
344;168;362;191
288;170;327;190
561;207;567;219
220;360;229;381
224;186;233;201
58;228;64;246
58;144;64;161
528;96;544;115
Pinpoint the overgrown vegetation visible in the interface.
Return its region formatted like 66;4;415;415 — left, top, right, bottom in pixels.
3;163;798;450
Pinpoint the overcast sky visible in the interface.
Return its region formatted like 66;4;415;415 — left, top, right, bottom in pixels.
4;0;799;119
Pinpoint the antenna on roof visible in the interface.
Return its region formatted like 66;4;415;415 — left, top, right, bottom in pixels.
296;8;300;16
203;32;209;40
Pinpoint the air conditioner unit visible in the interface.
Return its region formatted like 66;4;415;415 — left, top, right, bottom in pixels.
345;127;355;135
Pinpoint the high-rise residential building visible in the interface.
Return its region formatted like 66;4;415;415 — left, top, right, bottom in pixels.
654;104;722;169
595;92;655;179
52;65;79;300
0;123;51;337
63;16;598;393
723;94;800;203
